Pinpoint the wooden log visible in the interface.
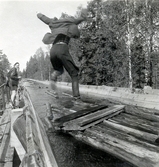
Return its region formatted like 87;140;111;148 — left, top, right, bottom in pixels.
125;105;159;122
102;120;158;143
92;124;159;152
125;105;159;115
72;128;159;167
111;114;159;135
117;112;159;129
61;105;124;131
127;105;159;115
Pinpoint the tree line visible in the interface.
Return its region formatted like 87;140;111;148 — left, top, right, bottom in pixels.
1;0;159;89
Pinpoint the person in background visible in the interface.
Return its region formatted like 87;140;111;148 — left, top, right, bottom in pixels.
37;9;88;101
6;62;21;108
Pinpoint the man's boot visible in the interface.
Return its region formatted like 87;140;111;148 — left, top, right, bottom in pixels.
72;77;92;107
72;77;80;99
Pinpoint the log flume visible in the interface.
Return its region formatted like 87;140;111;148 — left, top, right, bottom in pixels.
0;79;159;167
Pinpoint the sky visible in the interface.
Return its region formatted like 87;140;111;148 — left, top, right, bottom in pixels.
0;0;88;71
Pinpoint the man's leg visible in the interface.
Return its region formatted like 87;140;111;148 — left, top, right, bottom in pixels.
6;86;11;103
11;90;17;107
50;70;62;98
51;70;62;81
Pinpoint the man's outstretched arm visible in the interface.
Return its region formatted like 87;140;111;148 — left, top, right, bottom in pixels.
37;13;52;25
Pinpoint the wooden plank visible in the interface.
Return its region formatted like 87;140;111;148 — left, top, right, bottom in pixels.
61;105;125;131
78;105;124;126
54;105;108;126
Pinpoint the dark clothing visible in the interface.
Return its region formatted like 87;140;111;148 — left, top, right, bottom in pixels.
50;43;79;77
37;12;87;97
37;13;84;44
53;34;70;45
6;67;19;90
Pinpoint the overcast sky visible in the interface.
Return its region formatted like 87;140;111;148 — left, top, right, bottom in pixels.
0;0;88;71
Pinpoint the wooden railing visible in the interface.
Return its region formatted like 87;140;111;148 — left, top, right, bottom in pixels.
0;83;6;112
12;87;58;167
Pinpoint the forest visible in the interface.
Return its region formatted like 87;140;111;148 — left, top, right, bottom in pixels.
0;0;159;89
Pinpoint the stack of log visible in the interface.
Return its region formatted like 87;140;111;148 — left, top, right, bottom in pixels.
52;103;159;167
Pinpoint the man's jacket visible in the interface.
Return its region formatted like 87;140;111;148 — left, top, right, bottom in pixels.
37;13;86;44
7;68;19;80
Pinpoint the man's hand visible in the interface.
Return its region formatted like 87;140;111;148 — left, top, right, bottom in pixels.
37;12;43;19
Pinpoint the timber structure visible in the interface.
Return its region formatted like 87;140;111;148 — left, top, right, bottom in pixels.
0;79;159;167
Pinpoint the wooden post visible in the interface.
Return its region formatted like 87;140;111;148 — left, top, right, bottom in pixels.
2;85;5;111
